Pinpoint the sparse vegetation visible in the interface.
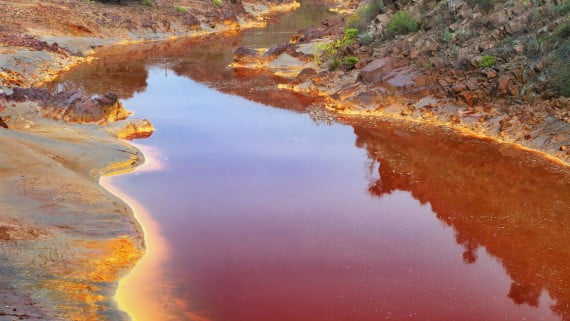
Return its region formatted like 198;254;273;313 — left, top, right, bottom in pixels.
558;0;570;15
358;32;374;45
441;27;452;43
524;35;543;57
478;55;497;68
343;56;360;69
557;20;570;39
176;5;187;13
547;40;570;96
387;11;419;35
345;0;384;32
547;59;570;97
314;28;359;70
467;0;496;11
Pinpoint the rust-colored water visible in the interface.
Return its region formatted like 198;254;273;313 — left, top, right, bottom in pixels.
50;3;570;321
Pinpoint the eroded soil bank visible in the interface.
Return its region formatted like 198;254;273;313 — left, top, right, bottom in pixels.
229;0;570;163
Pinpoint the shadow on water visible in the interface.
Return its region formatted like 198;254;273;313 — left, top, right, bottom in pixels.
47;2;570;320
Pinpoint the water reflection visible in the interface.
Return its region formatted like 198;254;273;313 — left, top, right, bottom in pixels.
352;120;570;320
48;2;334;111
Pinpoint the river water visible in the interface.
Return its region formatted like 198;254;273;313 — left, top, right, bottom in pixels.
49;3;570;321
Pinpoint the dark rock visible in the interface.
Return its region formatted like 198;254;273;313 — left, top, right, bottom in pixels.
234;46;257;57
264;43;291;57
0;117;8;129
184;14;200;27
6;88;130;124
10;87;51;102
358;58;391;83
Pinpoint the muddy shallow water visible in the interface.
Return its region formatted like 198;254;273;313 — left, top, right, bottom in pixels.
49;3;570;321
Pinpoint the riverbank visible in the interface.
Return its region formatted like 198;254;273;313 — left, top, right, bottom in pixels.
0;106;145;320
0;0;311;87
230;0;570;164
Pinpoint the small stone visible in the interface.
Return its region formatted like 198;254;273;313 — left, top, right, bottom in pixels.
498;75;511;93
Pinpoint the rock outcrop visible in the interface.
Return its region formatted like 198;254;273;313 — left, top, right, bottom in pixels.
7;88;132;124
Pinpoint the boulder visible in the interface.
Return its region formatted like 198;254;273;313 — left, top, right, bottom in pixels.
358;58;391;83
234;46;258;57
0;117;7;129
7;88;130;124
108;119;154;140
265;43;291;57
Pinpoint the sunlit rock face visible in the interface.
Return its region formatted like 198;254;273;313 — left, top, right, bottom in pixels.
108;119;155;140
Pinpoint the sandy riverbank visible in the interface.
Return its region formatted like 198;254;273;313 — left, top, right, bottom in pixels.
0;111;145;320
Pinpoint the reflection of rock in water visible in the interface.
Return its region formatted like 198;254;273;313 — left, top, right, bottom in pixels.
47;31;323;112
50;61;149;100
351;120;570;320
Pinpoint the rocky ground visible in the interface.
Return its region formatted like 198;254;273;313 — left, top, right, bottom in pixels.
232;0;570;163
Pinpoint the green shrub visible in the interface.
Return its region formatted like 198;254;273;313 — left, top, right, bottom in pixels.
388;11;419;35
343;56;360;69
467;0;495;11
557;21;570;39
525;35;543;57
344;28;359;43
176;5;187;13
441;27;452;43
346;0;384;31
478;55;496;68
212;0;223;6
358;32;374;45
558;0;570;15
141;0;153;6
314;28;360;70
328;56;341;71
547;56;570;96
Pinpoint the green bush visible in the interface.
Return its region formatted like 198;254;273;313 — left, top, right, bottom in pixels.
343;56;360;69
525;35;543;57
358;32;374;45
388;11;419;35
212;0;223;6
558;21;570;39
141;0;153;6
346;0;384;31
558;0;570;15
314;28;360;70
441;27;452;43
176;5;187;13
328;56;341;71
467;0;495;11
478;55;496;68
344;28;359;43
547;57;570;97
